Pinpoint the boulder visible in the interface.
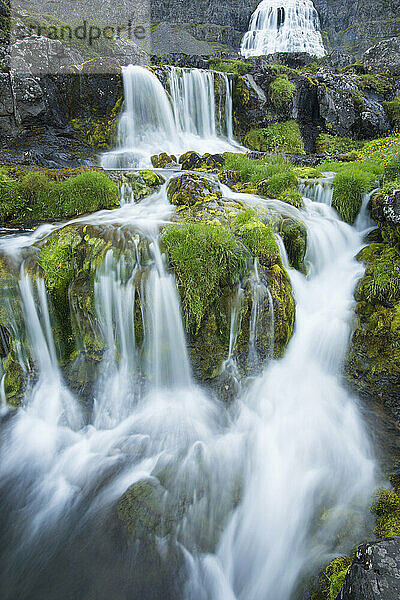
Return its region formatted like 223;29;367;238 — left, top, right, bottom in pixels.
338;536;400;600
151;152;178;168
363;38;400;76
166;173;222;207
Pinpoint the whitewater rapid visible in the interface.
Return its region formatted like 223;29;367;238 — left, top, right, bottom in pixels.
0;176;377;600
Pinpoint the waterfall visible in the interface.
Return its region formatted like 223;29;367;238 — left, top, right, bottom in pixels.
241;0;326;58
0;177;378;599
102;65;238;170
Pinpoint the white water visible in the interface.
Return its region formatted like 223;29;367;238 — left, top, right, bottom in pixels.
0;177;377;599
102;65;239;169
241;0;326;58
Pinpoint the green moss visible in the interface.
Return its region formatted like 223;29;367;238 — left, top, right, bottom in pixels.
278;189;305;209
233;214;279;269
71;94;123;149
139;170;165;188
269;75;296;108
383;97;400;130
166;173;221;207
371;489;400;538
118;479;174;538
357;243;400;303
384;153;400;182
358;74;394;93
256;171;298;198
3;353;25;407
322;556;353;600
245;121;305;154
315;134;364;155
332;166;376;224
162;222;249;332
208;58;249;75
293;167;323;179
151;153;177;168
280;218;307;272
0;170;119;225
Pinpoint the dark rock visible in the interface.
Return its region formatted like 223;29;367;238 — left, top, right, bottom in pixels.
178;151;203;170
338;536;400;600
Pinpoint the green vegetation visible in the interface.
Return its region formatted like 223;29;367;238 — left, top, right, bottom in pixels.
315;133;364;155
269;75;296;108
208;58;249;75
279;218;307;272
383;97;400;130
162;222;249;332
0;170;119;225
357;244;400;304
371;488;400;538
332;165;376;224
232;210;279;269
383;153;400;182
311;556;353;600
245;120;305;154
357;74;394;94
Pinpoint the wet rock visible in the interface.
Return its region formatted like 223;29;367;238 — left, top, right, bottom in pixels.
178;151;203;170
338;536;400;600
166;172;222;207
151;152;178;168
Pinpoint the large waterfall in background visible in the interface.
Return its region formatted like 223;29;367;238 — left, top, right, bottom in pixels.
102;65;238;169
241;0;326;58
0;174;378;600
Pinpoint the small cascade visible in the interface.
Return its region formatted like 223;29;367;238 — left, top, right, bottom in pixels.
241;0;326;58
102;65;238;169
298;175;334;206
354;189;378;233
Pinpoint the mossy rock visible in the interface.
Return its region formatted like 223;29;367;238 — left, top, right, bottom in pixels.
0;170;120;226
279;218;307;272
3;353;25;407
151;153;177;168
269;74;295;109
311;555;353;600
345;241;400;421
178;151;204;170
166;173;222;208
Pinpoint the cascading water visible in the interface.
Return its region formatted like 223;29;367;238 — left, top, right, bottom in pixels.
0;174;378;600
241;0;326;58
102;65;239;169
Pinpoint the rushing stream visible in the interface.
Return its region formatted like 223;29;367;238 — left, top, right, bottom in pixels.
0;171;377;599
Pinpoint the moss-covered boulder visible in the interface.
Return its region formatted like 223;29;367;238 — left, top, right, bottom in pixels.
345;242;400;423
151;153;178;168
118;479;175;538
371;487;400;539
178;151;204;170
123;170;165;202
0;169;119;226
279;218;308;272
162;212;295;387
166;173;222;207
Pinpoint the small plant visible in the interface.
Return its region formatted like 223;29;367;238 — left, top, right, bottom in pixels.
371;488;400;538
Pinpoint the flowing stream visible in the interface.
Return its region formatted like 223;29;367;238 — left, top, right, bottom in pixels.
0;173;377;599
241;0;326;58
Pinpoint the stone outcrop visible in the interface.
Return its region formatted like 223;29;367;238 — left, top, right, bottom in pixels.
338;536;400;600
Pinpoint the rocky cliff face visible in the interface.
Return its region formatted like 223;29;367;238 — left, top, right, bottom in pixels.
151;0;400;57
